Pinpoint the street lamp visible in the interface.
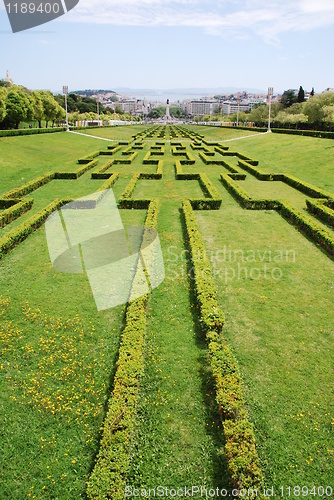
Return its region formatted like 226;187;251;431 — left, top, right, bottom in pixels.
63;85;69;131
268;87;274;132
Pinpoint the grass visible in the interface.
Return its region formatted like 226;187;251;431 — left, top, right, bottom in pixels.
0;125;333;497
195;187;334;487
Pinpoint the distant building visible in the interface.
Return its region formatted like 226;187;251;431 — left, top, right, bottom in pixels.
119;99;137;113
5;70;13;84
183;99;218;116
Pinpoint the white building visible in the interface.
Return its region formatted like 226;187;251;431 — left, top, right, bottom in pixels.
184;100;218;116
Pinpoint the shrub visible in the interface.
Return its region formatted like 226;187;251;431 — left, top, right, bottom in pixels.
3;173;55;199
306;199;334;228
0;199;33;228
77;151;100;164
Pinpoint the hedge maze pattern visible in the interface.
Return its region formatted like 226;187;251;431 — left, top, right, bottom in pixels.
1;124;334;498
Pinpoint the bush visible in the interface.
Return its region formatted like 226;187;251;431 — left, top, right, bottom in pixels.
55;159;98;179
3;173;55;199
77;151;100;164
306;199;334;228
0;199;33;228
87;201;159;500
0;199;70;258
0;127;66;138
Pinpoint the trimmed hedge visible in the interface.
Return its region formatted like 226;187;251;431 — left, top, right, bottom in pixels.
282;174;333;199
3;173;55;199
0;199;70;258
0;127;66;138
190;174;222;210
87;200;159;500
139;161;163;179
55;159;98;179
306;199;334;228
114;152;138;165
77;151;100;164
98;173;120;192
237;160;276;181
220;173;280;210
272;128;334;140
182;200;264;491
0;199;33;228
91;159;115;179
280;201;334;257
119;173;140;201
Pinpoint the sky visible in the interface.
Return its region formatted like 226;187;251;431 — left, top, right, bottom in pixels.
0;0;334;96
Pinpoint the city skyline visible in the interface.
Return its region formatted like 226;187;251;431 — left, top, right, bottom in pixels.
0;0;333;92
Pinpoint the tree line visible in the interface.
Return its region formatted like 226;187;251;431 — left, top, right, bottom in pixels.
0;82;122;129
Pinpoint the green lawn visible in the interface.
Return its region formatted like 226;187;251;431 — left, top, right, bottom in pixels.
0;125;333;497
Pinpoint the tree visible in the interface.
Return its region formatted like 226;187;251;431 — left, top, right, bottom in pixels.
323;105;334;131
249;104;269;125
3;88;33;128
0;87;7;123
304;91;334;127
31;90;45;128
280;89;298;108
297;86;305;103
39;91;59;127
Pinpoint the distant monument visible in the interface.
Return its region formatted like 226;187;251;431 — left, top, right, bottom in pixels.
165;99;170;121
6;70;13;84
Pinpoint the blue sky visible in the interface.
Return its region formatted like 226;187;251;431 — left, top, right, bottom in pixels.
0;0;333;94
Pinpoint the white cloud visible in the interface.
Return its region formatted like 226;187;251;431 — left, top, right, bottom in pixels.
64;0;334;42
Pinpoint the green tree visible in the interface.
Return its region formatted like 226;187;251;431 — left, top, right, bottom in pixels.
323;105;334;131
0;87;7;123
297;86;305;103
39;91;59;127
280;89;298;108
304;91;334;127
3;88;33;128
31;91;45;128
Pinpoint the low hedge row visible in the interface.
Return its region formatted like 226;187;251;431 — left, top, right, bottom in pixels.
3;173;55;199
91;159;115;179
0;199;70;258
0;127;66;138
0;199;33;228
237;160;276;180
280;201;334;257
140;160;163;179
119;173;140;201
87;199;159;500
190;174;222;210
182;200;264;492
199;151;226;166
306;199;334;228
107;145;122;154
114;152;138;165
98;173;120;192
55;159;99;179
282;174;333;199
220;174;334;256
220;173;280;210
272;128;334;140
77;151;100;164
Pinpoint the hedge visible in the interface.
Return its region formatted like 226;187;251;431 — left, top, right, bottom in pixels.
0;127;66;138
282;174;333;199
271;128;334;140
77;151;100;164
280;201;334;257
306;199;334;228
86;200;159;500
237;160;276;180
0;199;33;228
3;173;55;199
97;173;120;192
0;199;70;258
199;151;227;166
220;173;280;210
119;173;140;201
91;159;115;179
55;159;98;179
190;174;222;210
139;161;163;180
114;152;138;165
182;200;264;492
